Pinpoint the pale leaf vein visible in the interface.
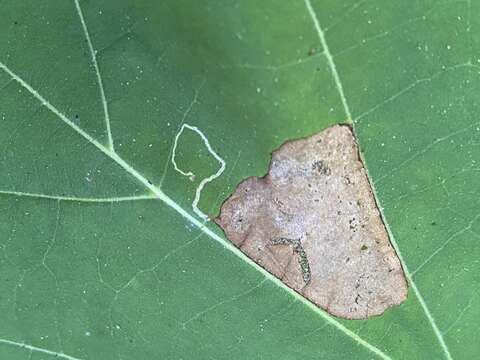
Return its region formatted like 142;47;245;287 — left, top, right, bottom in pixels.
304;1;453;359
0;59;391;360
74;0;114;151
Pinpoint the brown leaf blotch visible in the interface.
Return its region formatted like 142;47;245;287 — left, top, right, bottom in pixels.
216;125;408;319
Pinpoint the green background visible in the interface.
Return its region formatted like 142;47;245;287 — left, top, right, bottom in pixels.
0;0;478;359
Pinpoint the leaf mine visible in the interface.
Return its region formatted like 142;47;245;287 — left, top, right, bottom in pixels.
215;125;408;319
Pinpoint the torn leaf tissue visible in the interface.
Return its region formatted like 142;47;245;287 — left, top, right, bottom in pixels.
216;125;408;319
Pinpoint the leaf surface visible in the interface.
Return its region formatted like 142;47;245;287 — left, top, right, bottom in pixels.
0;0;478;359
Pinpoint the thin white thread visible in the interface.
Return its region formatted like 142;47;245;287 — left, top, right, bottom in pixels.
171;123;226;220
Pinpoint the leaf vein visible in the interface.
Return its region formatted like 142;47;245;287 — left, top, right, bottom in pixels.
304;0;352;121
0;338;81;360
304;1;453;359
0;59;392;360
0;190;156;203
74;0;114;151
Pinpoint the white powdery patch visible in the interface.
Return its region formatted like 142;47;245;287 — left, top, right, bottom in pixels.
171;123;226;220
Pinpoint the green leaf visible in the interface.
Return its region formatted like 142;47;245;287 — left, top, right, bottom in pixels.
0;0;478;359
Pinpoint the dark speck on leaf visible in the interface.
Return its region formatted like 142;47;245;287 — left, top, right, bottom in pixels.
312;160;331;176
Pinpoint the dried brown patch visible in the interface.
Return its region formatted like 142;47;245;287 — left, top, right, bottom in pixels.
215;125;407;319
